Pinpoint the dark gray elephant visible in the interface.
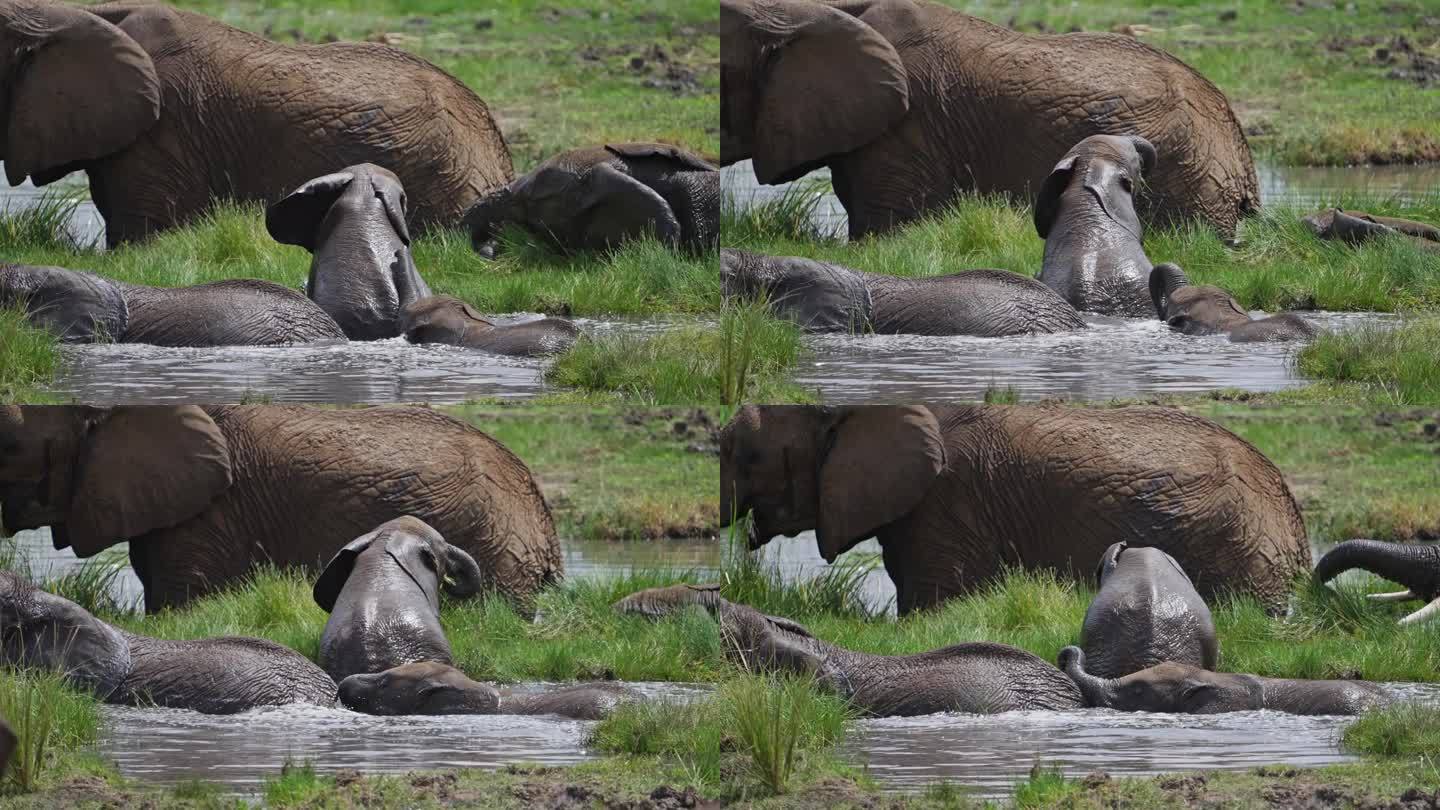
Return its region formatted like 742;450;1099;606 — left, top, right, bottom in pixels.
1035;135;1159;317
0;713;12;777
1302;209;1440;254
337;661;640;720
1080;542;1218;679
722;248;1086;336
267;164;431;340
1149;265;1317;343
616;584;1082;716
1315;539;1440;626
313;517;484;683
400;296;580;357
463;143;718;256
0;263;344;346
0;571;336;714
1058;646;1389;716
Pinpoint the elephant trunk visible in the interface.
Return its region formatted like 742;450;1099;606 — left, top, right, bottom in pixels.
1314;539;1440;600
442;544;485;599
461;186;515;256
1148;263;1189;319
1057;646;1120;708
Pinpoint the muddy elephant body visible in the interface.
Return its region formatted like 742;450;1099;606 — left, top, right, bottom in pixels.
722;248;1085;336
0;571;336;713
722;0;1257;238
1149;265;1317;343
1080;543;1218;679
464;143;718;256
721;405;1311;615
1059;647;1389;716
0;1;511;247
400;296;580;356
337;661;639;720
616;585;1083;716
0;263;344;346
1315;539;1440;626
0;406;562;613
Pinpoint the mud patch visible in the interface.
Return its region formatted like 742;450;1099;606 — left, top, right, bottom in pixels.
578;42;712;97
1373;36;1440;86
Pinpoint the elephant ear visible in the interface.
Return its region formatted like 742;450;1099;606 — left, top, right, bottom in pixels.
1;1;161;186
816;406;945;562
1033;154;1078;239
604;143;717;173
747;1;909;184
265;171;355;251
1095;541;1127;584
312;529;382;613
65;407;232;557
369;171;411;246
576;163;682;249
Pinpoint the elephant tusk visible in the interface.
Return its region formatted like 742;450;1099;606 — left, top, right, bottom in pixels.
1367;590;1415;602
1399;597;1440;626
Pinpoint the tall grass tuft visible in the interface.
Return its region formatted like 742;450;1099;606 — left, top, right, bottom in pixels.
0;669;101;794
41;549;136;619
720;521;879;619
1295;318;1440;405
0;194;88;252
1343;703;1440;757
721;182;841;245
723;674;850;794
719;300;808;405
0;308;61;404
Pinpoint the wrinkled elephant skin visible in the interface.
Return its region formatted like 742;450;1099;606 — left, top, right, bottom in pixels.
1080;542;1219;679
400;296;580;357
337;661;640;720
1149;264;1317;343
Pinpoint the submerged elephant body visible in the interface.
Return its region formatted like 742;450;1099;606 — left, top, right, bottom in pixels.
337;661;639;720
1149;265;1317;343
400;296;580;357
0;1;511;247
721;249;1085;336
616;585;1083;716
1080;543;1218;679
0;264;344;346
0;571;336;713
0;406;562;613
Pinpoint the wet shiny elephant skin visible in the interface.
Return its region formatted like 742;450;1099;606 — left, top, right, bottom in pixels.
400;296;580;357
1149;265;1317;343
721;248;1086;336
1315;539;1440;626
616;584;1083;716
1302;209;1440;254
314;517;484;682
720;0;1258;238
0;1;511;247
267;164;431;340
0;263;344;346
337;661;641;720
719;405;1311;615
0;406;562;614
1035;136;1159;317
463;143;719;256
1059;646;1390;716
1080;542;1218;679
0;571;336;714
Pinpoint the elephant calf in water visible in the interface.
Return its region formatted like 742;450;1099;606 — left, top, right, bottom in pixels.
1149;265;1317;343
615;584;1082;716
1302;209;1440;254
400;296;580;356
1315;539;1440;626
1059;647;1389;716
0;571;336;714
267;164;431;340
313;517;485;682
0;264;344;346
721;248;1086;337
338;661;641;720
1081;543;1218;679
463;143;718;257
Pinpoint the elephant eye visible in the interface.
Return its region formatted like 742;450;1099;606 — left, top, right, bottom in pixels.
1120;176;1134;194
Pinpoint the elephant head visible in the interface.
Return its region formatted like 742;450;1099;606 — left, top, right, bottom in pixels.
1034;134;1157;241
612;582;724;619
312;516;485;614
720;0;909;182
0;0;161;186
0;570;130;699
399;295;580;356
720;405;946;562
266;163;431;340
1148;264;1251;335
337;661;500;716
0;406;232;558
0;264;128;342
1314;539;1440;626
1058;646;1256;713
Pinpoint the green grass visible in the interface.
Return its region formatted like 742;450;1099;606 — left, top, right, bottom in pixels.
1343;703;1440;758
0;670;102;795
0;308;61;404
1296;317;1440;405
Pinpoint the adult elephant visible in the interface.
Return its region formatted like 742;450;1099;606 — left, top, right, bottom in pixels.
721;0;1258;238
400;296;580;357
1080;542;1218;679
722;248;1086;336
0;406;562;613
615;584;1082;716
720;405;1311;614
338;662;641;720
0;0;511;247
1058;647;1389;716
0;263;344;346
1149;265;1317;343
463;143;719;256
0;571;336;714
1314;539;1440;626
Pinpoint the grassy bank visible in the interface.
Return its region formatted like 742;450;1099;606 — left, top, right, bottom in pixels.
0;309;60;404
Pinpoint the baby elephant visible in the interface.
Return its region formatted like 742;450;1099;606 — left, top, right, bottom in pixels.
0;571;335;714
338;661;640;720
1;264;344;346
463;143;718;256
1081;542;1218;679
313;517;485;683
1149;265;1317;342
1059;647;1389;716
1302;209;1440;254
400;295;580;356
267;164;432;340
